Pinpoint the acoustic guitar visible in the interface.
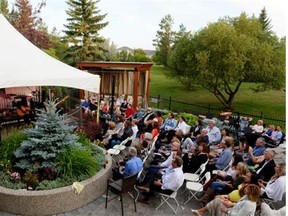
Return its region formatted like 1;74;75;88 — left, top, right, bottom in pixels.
16;105;30;117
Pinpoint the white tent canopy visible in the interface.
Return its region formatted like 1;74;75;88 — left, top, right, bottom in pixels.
0;14;100;93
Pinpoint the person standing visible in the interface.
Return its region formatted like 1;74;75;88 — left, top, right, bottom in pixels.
19;94;35;124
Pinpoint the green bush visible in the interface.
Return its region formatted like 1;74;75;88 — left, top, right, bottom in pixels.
0;128;27;170
36;178;73;190
178;112;198;126
78;134;106;166
0;171;25;189
55;147;100;179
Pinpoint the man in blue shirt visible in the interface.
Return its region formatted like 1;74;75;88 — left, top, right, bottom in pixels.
123;147;143;176
204;137;233;174
112;147;143;180
205;120;221;146
160;112;177;133
245;137;266;166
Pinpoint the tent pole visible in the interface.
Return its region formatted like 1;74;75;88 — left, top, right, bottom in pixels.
110;74;116;117
96;97;100;123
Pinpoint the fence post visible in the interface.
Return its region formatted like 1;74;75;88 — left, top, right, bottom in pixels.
208;103;211;113
157;94;160;109
169;96;172;111
260;112;263;120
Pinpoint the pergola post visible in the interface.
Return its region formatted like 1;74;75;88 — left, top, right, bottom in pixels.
133;67;139;109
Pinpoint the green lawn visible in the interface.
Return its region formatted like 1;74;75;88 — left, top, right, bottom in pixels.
149;65;286;127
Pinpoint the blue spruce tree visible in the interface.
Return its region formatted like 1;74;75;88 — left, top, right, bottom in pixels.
14;100;82;172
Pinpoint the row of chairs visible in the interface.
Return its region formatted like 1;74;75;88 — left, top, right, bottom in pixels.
105;136;234;215
107;131;138;162
105;135;158;216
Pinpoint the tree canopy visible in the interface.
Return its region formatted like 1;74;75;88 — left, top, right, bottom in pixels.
8;0;50;49
63;0;108;65
167;13;285;109
153;14;175;66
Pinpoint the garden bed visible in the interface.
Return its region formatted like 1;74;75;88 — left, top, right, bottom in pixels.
0;154;112;216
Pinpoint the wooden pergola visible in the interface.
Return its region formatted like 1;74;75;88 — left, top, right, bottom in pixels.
77;61;153;109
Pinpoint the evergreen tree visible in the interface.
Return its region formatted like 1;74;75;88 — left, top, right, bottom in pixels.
174;23;189;44
14;101;82;172
258;7;272;33
153;14;175;66
0;0;9;17
63;0;108;65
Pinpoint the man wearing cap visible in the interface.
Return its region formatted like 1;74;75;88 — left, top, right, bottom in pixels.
19;94;35;124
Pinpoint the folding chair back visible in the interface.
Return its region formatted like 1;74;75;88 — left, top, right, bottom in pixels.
203;172;211;184
184;159;209;182
155;178;184;214
105;172;138;216
199;160;208;175
223;158;233;172
184;172;211;205
121;173;138;193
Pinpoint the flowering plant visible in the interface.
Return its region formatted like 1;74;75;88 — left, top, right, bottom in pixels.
10;172;20;181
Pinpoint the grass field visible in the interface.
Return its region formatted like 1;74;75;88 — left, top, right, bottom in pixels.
149;65;286;127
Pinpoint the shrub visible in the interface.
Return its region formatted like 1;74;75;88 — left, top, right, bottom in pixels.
36;177;72;190
80;117;103;141
178;112;198;126
0;171;25;189
23;170;39;189
0;128;27;171
77;134;106;166
14;101;82;173
55;147;100;179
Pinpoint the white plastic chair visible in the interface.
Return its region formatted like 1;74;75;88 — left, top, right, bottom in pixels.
108;137;130;162
184;172;211;205
155;178;184;214
212;157;233;175
184;160;208;182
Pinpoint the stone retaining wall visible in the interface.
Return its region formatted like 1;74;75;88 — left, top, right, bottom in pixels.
0;155;112;216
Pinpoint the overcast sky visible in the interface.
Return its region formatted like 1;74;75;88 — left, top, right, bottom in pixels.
10;0;286;50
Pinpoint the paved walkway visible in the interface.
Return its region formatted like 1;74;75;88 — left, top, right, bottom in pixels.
0;185;202;216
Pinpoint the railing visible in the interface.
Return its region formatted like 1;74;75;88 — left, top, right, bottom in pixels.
0;94;82;126
148;95;286;128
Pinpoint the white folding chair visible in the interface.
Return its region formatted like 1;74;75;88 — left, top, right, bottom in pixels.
108;138;130;162
155;179;184;214
184;172;211;205
262;192;286;210
212;157;233;175
184;160;208;182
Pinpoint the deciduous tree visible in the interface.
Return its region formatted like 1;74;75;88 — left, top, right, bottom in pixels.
168;13;285;109
9;0;50;49
0;0;9;17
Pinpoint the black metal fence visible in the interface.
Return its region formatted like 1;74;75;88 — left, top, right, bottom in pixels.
149;95;286;128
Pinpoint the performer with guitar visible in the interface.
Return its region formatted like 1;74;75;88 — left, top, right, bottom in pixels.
17;94;35;124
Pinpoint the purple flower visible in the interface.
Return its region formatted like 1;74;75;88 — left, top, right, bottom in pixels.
10;172;20;180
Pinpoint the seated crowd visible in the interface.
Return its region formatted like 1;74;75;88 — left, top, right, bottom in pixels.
84;94;285;215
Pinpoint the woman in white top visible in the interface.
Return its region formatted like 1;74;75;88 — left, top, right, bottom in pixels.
175;116;189;135
191;184;261;216
252;120;264;133
258;163;286;201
